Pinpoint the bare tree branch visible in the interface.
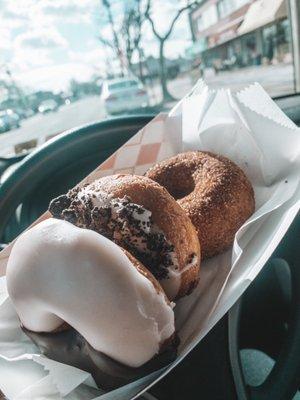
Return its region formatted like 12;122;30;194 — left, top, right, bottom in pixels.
145;0;162;40
122;9;135;65
165;2;198;39
145;0;200;101
98;35;114;49
122;0;148;72
146;0;199;40
102;0;122;56
98;0;148;76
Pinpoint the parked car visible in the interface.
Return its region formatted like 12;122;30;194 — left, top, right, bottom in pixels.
38;99;59;114
0;109;21;133
101;77;149;115
13;107;35;120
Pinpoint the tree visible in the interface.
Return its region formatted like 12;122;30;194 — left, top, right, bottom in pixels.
122;9;135;70
99;0;148;78
122;5;140;77
145;0;199;102
122;0;148;80
99;0;125;76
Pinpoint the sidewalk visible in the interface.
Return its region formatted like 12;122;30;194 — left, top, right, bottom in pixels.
150;62;295;109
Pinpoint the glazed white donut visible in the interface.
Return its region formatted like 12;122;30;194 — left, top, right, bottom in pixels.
6;218;175;368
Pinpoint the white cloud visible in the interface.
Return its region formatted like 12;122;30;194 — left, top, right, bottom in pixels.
8;24;68;75
15;63;95;93
11;48;54;71
42;0;94;14
99;24;114;40
1;0;38;23
15;28;68;49
0;0;93;21
39;0;96;24
68;48;105;66
0;26;12;51
0;3;30;53
0;0;193;92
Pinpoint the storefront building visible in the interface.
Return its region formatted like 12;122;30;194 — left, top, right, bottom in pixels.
187;0;292;71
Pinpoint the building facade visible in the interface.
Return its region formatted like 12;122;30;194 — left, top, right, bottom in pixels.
187;0;292;72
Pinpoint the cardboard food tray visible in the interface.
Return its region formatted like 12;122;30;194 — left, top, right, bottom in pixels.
0;81;299;400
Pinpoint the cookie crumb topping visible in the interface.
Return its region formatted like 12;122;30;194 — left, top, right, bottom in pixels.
49;191;178;280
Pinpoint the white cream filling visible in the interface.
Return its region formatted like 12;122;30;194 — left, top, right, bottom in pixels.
90;194;182;298
6;218;175;368
160;254;199;299
77;187;112;209
76;188;197;300
131;208;152;233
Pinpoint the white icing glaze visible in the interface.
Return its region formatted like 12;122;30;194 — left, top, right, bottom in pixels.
6;218;175;368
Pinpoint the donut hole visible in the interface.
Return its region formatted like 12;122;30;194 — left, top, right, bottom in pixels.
171;186;194;200
165;179;195;200
150;166;196;200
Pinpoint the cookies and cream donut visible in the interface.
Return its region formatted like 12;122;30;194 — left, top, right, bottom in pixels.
49;175;201;300
146;151;255;259
6;218;175;368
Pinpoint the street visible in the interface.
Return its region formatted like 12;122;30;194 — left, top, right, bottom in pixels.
0;63;295;158
0;96;105;157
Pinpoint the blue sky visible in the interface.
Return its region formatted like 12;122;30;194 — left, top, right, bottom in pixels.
0;0;192;92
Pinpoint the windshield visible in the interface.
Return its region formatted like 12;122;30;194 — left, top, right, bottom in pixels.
0;0;298;158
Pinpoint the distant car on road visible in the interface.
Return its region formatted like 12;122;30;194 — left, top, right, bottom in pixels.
101;77;149;115
13;107;35;120
0;109;21;133
38;99;59;114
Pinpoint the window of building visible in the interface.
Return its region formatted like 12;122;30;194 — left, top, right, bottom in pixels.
218;0;250;19
197;4;218;31
218;0;236;19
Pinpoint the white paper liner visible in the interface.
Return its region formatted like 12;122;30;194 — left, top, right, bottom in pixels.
0;80;299;399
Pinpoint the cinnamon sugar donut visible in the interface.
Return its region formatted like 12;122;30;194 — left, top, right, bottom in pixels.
7;218;176;368
146;151;255;259
49;175;200;300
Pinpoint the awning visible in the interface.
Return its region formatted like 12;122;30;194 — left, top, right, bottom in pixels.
238;0;287;35
209;15;244;47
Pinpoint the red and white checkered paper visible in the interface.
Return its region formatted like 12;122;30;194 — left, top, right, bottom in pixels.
0;112;182;275
0;81;299;400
